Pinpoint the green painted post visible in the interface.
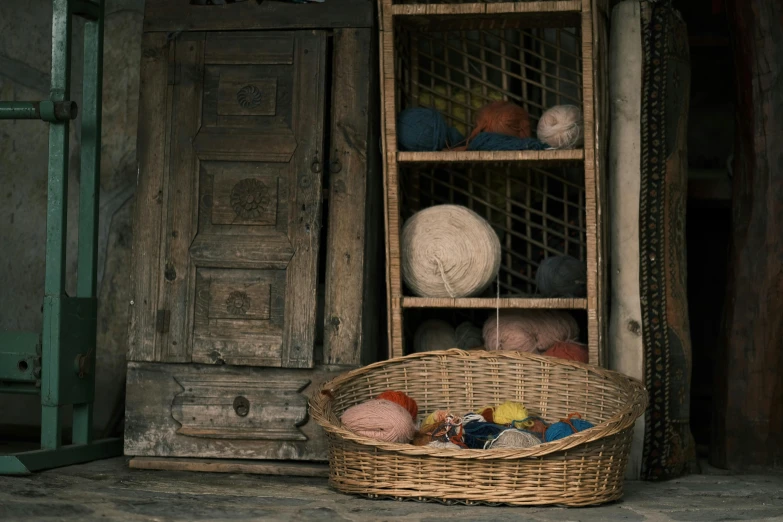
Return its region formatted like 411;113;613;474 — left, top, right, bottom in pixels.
41;0;72;451
73;1;104;446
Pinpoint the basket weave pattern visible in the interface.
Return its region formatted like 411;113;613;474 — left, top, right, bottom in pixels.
310;349;648;506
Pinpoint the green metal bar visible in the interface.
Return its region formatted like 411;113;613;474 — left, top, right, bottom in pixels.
44;0;72;297
0;438;122;475
0;101;78;121
40;405;62;450
40;0;72;450
72;1;103;446
76;6;103;299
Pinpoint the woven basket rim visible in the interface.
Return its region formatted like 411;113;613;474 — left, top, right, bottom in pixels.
310;348;648;459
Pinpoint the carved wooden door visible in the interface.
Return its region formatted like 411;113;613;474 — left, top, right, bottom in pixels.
130;30;326;370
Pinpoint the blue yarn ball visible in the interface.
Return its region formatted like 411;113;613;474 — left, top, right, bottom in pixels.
462;421;508;449
544;418;594;442
467;132;549;152
397;108;449;152
446;127;465;148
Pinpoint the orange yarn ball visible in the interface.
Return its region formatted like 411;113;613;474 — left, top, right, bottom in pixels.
542;341;589;363
376;390;419;420
467;101;532;144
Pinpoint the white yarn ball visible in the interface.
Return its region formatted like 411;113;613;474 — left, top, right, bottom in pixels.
401;205;501;298
536;105;584;149
413;319;457;353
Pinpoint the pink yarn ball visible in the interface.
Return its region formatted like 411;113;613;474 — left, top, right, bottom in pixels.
340;399;416;443
482;310;579;353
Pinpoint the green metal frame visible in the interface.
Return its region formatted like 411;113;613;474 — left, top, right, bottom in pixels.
0;0;122;474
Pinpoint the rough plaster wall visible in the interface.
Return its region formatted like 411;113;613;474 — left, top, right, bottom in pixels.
0;0;144;434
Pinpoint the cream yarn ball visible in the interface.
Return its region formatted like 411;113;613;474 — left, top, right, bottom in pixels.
401;205;501;298
536;105;584;149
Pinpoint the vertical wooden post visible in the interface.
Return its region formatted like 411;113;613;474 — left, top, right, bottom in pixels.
711;0;783;470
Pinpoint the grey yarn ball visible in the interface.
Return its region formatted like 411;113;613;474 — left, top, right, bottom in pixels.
455;322;484;350
535;255;587;298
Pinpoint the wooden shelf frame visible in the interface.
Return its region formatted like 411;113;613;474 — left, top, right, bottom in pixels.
378;0;607;365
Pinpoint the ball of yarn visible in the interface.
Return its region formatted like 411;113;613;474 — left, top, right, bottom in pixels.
493;401;533;429
376;390;419;420
466;132;548;152
401;205;501;298
427;441;462;450
413;319;457;353
535;255;587;298
544;413;594;442
467;101;531;144
340;399;416;443
542;341;589;363
397;108;448;152
455;322;483;350
414;412;465;447
482;310;579;353
536;105;584;149
489;429;541;449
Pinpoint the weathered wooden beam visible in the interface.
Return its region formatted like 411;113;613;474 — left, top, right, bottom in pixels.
711;0;783;470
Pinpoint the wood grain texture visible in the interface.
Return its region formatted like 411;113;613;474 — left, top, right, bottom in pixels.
281;31;327;369
128;33;172;363
397;150;584;164
128;457;329;477
158;33;205;363
592;0;609;368
402;297;587;309
323;29;380;366
712;0;783;470
204;32;294;65
580;1;598;365
124;362;351;461
144;0;374;32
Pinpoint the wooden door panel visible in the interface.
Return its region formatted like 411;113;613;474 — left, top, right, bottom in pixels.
193;268;286;367
184;31;326;369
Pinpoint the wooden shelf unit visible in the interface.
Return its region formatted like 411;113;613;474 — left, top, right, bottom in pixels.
378;0;608;364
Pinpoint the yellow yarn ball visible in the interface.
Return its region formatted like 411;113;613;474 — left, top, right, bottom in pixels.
419;85;504;136
493;401;533;429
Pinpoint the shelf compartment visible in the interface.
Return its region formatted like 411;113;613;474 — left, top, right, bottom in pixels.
399;161;587;297
393;17;583;150
402;297;587;308
397;149;584;163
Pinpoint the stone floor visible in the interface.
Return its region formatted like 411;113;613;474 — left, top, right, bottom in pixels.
1;458;782;521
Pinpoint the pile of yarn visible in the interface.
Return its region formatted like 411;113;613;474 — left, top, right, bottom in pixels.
535;255;587;298
412;319;484;353
401;205;501;298
340;390;419;443
413;410;466;447
482;309;580;353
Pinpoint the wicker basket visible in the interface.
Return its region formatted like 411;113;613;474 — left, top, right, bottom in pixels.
310;349;648;506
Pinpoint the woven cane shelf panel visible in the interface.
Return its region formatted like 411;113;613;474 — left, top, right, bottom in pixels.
397;149;583;163
393;21;582;141
400;162;586;298
389;2;581;14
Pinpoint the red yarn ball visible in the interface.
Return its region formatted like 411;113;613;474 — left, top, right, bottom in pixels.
376;390;419;420
467;101;532;144
542;341;589;363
